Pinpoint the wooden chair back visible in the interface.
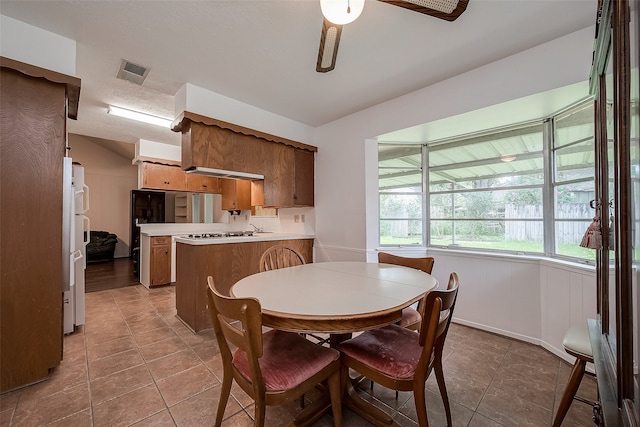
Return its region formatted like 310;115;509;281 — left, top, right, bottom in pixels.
259;245;306;272
207;277;265;394
206;276;343;427
377;252;434;274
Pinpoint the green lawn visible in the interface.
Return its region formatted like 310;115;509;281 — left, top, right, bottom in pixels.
380;237;598;260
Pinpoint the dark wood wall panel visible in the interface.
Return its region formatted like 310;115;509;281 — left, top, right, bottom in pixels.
176;239;314;332
1;67;66;391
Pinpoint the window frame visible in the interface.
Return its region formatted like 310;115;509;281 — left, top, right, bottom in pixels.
378;98;596;263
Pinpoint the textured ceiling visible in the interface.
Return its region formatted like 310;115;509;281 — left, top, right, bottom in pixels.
1;0;597;151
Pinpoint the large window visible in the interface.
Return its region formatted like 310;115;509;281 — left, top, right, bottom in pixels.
379;99;597;261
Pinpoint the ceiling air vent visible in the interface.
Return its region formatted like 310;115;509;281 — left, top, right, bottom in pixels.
116;59;150;85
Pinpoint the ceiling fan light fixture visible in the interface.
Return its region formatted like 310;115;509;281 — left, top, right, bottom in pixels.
320;0;365;25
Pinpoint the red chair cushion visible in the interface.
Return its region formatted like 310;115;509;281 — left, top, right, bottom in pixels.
399;307;421;328
233;329;339;391
338;324;422;379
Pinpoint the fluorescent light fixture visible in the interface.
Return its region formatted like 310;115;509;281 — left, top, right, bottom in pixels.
501;154;517;162
107;105;172;128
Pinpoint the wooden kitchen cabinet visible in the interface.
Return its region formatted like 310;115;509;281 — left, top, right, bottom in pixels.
294;148;314;206
261;145;315;207
1;58;80;392
140;162;185;191
185;173;221;193
150;236;171;286
174;112;317;207
221;179;252;210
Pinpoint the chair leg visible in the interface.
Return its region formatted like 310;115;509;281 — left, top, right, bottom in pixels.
552;358;587;427
414;383;430;427
327;371;343;427
254;395;266;427
215;372;233;427
434;359;452;426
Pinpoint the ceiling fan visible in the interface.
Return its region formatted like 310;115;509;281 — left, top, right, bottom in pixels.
316;0;469;72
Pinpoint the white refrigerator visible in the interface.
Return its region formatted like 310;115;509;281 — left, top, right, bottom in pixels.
63;158;89;334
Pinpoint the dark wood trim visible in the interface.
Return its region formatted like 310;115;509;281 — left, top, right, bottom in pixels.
0;56;81;120
172;111;318;152
589;0;639;425
589;319;625;426
377;0;469;22
611;0;634;407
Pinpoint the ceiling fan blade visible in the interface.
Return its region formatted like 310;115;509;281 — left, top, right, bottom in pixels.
316;18;343;73
377;0;469;21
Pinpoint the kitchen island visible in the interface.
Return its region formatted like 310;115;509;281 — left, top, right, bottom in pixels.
174;233;314;332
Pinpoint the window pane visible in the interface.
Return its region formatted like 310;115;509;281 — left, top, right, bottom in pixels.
429;123;544;192
555;140;596;182
380;220;423;245
430;219;544;253
554;102;596;261
380;194;422;219
379;144;422;192
554;103;594;148
555;220;597;259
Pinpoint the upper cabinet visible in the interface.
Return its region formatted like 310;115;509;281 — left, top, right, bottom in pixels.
185;173;221;193
138;161;221;193
221;179;252;210
140;162;185;190
173;112;316;207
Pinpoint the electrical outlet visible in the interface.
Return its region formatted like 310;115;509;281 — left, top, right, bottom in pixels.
301;214;305;223
294;215;300;223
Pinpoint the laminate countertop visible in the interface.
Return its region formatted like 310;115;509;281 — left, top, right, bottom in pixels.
173;233;314;245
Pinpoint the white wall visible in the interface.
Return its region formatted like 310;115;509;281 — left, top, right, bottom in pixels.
312;26;596;261
68;135;138;258
0;15;76;76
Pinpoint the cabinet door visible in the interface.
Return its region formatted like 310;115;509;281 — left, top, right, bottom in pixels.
142;163;186;191
263;143;294;207
294;149;314;206
221;179;252;210
150;237;171;286
185;174;221;193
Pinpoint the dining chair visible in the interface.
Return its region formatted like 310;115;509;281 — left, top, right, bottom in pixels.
377;252;435;331
338;272;459;427
552;324;595;427
259;245;306;272
206;276;343;427
259;245;329;347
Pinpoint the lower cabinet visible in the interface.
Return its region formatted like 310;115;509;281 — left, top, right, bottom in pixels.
150;236;171;287
175;239;313;332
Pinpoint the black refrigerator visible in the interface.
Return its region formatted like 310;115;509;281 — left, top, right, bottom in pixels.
130;190;165;258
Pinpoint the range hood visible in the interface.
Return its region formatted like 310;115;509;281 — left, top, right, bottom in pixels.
185;166;264;181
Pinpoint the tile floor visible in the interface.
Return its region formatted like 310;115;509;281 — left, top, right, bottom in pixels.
0;284;597;426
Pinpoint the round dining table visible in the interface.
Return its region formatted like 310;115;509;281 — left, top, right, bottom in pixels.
230;261;438;427
231;261;438;335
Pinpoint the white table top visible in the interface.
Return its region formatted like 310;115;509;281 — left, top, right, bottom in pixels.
231;261;438;334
